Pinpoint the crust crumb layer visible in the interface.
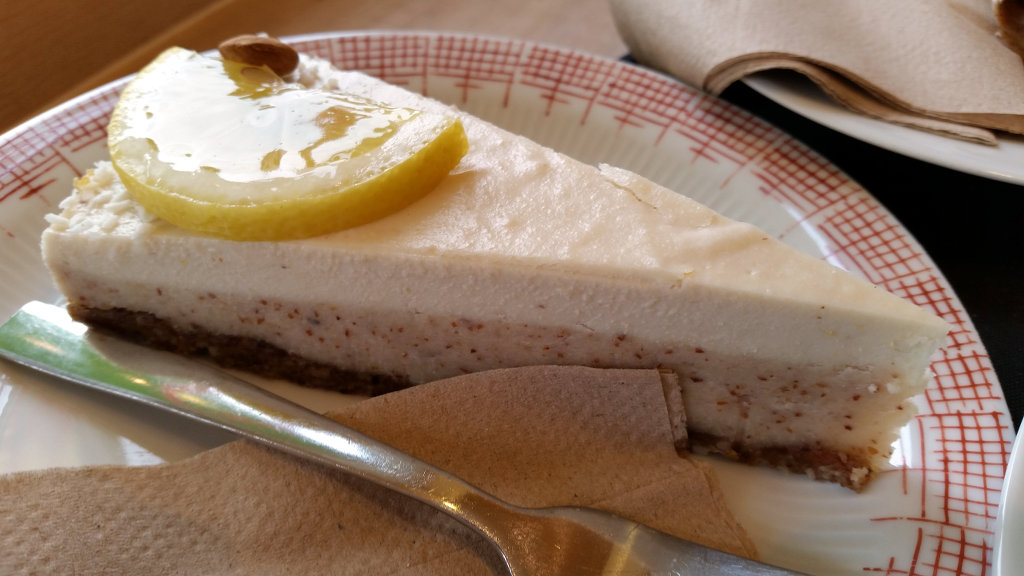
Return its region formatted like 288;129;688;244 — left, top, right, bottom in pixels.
69;304;409;396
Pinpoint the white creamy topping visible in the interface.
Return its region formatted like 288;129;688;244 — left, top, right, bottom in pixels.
49;166;159;237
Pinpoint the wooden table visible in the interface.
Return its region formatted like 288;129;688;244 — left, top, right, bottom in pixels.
4;0;1020;428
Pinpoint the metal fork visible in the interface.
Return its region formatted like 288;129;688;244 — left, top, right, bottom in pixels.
0;302;805;575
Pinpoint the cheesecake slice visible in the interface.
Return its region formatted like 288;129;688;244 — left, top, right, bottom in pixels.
40;51;949;490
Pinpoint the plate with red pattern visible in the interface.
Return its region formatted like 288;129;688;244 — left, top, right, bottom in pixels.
0;31;1015;575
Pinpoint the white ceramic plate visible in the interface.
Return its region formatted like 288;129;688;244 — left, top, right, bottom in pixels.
0;31;1016;575
744;70;1024;185
994;420;1023;576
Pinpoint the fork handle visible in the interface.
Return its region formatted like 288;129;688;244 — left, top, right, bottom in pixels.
0;302;511;541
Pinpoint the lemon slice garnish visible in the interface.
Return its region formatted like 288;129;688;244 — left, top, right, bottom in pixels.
108;47;468;241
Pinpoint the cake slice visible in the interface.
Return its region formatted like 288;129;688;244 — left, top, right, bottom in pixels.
40;48;949;490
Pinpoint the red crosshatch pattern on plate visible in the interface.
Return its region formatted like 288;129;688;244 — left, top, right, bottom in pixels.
597;63;782;168
428;35;524;104
874;412;1008;576
681;94;785;167
519;45;620;117
755;139;854;215
0;89;116;209
0;32;1012;576
816;193;927;286
896;275;961;334
329;35;430;87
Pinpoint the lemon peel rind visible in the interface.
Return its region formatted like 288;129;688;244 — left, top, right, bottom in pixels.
111;118;468;241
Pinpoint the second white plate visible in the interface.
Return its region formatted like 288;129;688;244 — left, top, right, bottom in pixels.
745;69;1024;184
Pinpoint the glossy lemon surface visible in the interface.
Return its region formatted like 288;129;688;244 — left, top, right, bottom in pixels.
108;47;467;240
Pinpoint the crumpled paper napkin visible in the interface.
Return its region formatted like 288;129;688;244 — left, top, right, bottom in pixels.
0;365;755;575
610;0;1024;144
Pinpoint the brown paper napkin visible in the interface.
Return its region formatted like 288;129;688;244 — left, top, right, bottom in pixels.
0;365;755;575
610;0;1024;144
